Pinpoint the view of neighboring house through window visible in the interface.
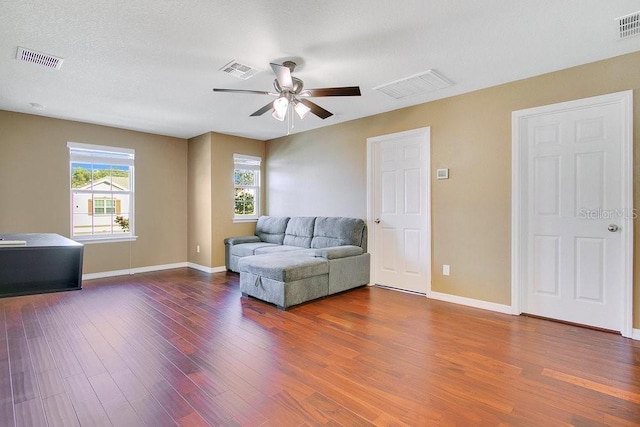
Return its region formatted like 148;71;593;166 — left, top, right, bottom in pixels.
68;142;135;241
234;154;261;220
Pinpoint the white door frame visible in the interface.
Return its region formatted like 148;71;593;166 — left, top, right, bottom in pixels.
511;91;633;338
366;127;432;293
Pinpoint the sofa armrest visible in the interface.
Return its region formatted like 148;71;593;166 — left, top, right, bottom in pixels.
314;245;363;260
224;236;261;245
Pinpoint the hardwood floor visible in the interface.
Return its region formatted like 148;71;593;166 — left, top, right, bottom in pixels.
0;268;639;426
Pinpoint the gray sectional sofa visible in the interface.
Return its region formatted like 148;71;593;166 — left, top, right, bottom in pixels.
224;216;370;309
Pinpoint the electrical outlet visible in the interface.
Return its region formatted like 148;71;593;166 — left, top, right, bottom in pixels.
443;264;450;276
196;245;200;253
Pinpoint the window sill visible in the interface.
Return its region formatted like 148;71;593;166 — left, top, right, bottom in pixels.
233;218;258;223
73;235;138;244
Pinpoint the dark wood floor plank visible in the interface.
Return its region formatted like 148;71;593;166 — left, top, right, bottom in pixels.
88;371;127;407
1;268;639;426
0;309;15;426
303;391;378;426
27;336;57;374
10;366;39;404
110;368;150;402
176;411;212;427
35;369;66;399
46;338;85;379
0;340;13;403
148;378;197;421
71;396;112;427
129;393;179;427
66;335;108;378
210;389;267;426
42;393;80;427
0;399;14;427
63;372;99;404
103;400;145;427
180;386;230;425
14;397;46;427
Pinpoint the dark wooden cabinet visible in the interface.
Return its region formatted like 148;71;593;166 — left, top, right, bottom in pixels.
0;233;83;297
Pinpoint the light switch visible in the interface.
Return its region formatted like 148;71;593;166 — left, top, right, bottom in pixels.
443;264;450;276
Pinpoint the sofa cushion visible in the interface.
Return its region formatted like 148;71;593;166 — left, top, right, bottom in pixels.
254;245;306;255
231;242;280;257
314;245;363;259
310;217;366;249
255;216;290;244
238;253;328;282
283;217;316;248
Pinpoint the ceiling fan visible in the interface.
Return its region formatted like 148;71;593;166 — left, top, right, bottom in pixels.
213;61;361;122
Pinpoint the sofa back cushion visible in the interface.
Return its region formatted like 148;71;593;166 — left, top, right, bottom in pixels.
283;217;316;248
255;216;290;244
310;217;367;250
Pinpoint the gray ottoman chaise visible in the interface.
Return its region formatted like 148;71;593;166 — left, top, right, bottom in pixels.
224;216;370;309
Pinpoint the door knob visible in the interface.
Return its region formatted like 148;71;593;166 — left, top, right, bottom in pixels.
374;218;381;224
608;224;619;232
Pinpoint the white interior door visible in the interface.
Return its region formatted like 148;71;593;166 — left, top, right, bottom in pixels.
367;127;430;294
512;91;633;335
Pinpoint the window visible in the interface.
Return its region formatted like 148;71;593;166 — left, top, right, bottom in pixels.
92;198;117;215
68;142;135;242
234;154;261;220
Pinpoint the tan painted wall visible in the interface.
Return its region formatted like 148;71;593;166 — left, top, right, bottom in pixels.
187;133;212;267
211;132;265;268
186;132;265;269
266;51;640;327
0;111;188;274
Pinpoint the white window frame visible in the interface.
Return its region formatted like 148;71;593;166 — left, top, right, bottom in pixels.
233;154;261;222
68;142;136;243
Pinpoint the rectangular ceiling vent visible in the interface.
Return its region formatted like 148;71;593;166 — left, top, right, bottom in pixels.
617;11;640;39
219;60;260;80
16;47;64;69
374;69;454;100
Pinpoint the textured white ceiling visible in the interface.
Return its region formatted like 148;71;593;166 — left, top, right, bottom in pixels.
1;1;640;140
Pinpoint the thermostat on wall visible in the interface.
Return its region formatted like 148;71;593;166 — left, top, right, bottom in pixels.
436;168;449;180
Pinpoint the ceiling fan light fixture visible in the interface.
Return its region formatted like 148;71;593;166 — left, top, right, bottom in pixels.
294;100;310;119
214;59;360;123
272;109;286;121
272;96;289;121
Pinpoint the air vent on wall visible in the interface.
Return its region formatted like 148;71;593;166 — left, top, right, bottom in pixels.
16;47;64;69
374;69;454;100
617;11;640;39
219;60;260;80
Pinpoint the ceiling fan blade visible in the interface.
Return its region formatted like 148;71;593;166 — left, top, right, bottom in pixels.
270;63;293;89
250;102;274;117
302;86;361;97
213;88;276;96
299;99;333;119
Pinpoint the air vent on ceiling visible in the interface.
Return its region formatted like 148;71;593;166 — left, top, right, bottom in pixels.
617;11;640;39
219;60;260;80
16;47;64;69
374;69;454;100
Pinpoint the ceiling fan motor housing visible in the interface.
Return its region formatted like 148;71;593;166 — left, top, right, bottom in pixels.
274;77;304;94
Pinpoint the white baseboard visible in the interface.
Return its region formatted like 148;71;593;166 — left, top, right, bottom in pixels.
83;262;230;280
83;262;188;280
428;291;639;341
187;263;227;274
427;290;514;315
